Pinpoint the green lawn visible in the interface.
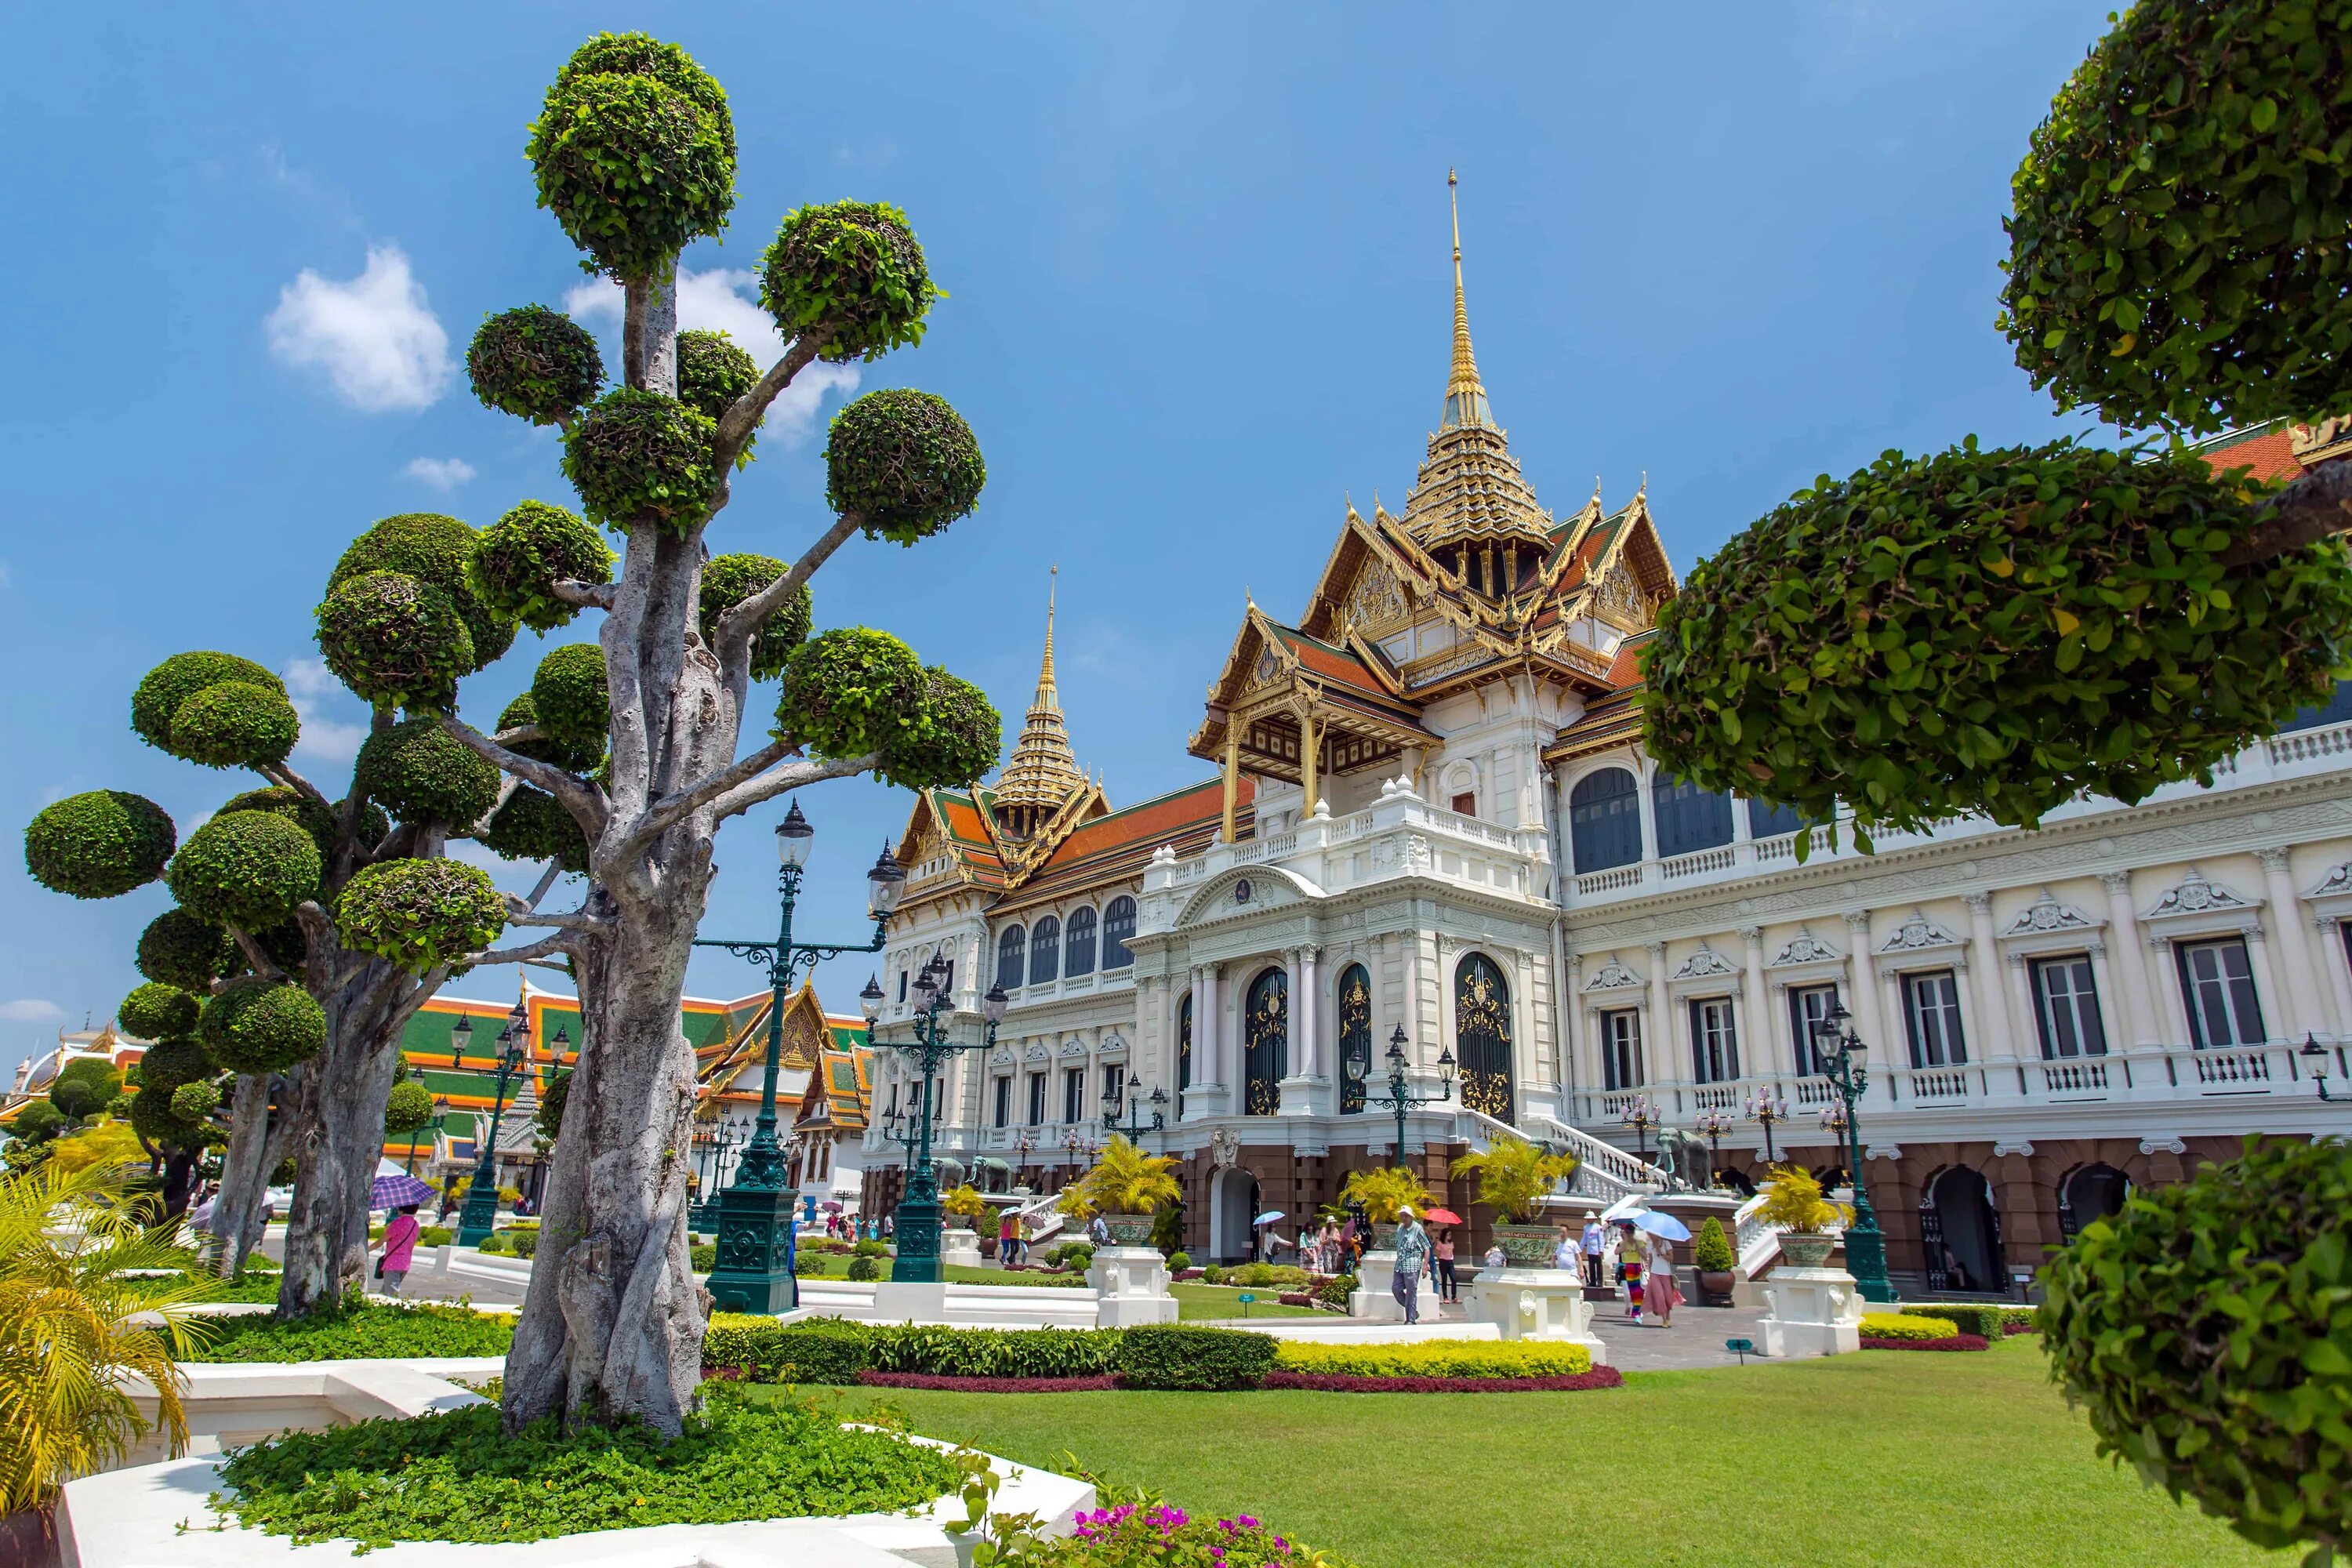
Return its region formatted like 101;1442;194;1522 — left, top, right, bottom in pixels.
847;1336;2285;1568
786;1254;1087;1288
1171;1282;1323;1321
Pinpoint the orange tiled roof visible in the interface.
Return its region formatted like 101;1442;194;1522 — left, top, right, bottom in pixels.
996;777;1251;912
2196;424;2304;485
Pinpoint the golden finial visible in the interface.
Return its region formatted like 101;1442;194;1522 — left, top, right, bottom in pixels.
1041;564;1058;690
1442;169;1491;431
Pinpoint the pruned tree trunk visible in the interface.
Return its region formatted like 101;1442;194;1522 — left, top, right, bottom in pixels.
206;1071;279;1276
278;996;404;1316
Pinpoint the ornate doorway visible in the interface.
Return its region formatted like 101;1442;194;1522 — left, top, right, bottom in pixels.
1243;968;1287;1116
1210;1165;1260;1263
1454;954;1515;1123
1336;964;1370;1114
2058;1163;2131;1238
1922;1167;2004;1294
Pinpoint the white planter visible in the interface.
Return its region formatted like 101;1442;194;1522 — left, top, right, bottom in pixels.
1084;1245;1177;1327
1464;1267;1609;1363
1346;1249;1439;1323
939;1228;984;1269
1759;1265;1865;1358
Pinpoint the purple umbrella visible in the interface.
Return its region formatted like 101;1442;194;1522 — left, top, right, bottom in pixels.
370;1174;437;1210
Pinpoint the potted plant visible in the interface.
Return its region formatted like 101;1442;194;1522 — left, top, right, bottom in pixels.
1449;1134;1580;1265
941;1183;987;1232
1692;1214;1737;1305
1338;1166;1436;1248
1756;1164;1851;1269
1069;1134;1181;1244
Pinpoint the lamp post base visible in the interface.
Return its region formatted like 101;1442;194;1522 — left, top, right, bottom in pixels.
1843;1220;1899;1304
891;1194;944;1284
703;1182;801;1316
455;1181;502;1249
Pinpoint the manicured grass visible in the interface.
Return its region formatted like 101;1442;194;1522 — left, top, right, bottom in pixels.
1171;1282;1323;1321
788;1253;1088;1288
854;1336;2288;1568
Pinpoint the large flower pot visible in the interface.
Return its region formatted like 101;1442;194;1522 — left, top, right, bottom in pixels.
1490;1221;1560;1267
1698;1269;1737;1308
1101;1211;1156;1245
1779;1233;1836;1269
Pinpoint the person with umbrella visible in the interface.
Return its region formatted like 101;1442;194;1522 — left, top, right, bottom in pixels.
1624;1210;1692;1327
1391;1205;1432;1324
376;1203;423;1298
1423;1206;1462;1303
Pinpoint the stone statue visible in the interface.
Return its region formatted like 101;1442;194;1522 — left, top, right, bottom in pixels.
1651;1127;1703;1192
931;1156;967;1191
972;1156;1014;1195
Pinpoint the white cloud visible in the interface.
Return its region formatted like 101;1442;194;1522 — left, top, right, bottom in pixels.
282;657;368;768
405;456;477;491
564;269;858;445
266;245;452;412
0;1000;64;1023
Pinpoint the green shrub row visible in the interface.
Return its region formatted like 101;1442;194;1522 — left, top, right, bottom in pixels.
1202;1261;1313;1287
1271;1340;1592;1378
1898;1301;2003;1338
1858;1312;1958;1342
187;1301;515;1362
699;1317;1273;1389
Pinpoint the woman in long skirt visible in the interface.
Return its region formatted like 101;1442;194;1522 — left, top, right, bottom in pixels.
1644;1234;1682;1327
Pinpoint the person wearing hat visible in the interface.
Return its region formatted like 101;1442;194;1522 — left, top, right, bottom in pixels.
1580;1211;1606;1289
1390;1204;1431;1324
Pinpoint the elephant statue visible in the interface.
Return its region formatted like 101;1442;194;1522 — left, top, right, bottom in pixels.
931;1156;967;1191
1650;1127;1703;1192
972;1156;1014;1195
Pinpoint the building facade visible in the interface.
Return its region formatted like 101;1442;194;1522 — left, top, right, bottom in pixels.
858;191;2351;1294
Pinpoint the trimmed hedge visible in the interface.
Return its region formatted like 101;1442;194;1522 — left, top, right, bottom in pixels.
1858;1312;1960;1342
1115;1324;1276;1392
1272;1339;1593;1379
1265;1369;1624;1394
1861;1334;1992;1352
1900;1302;2005;1339
856;1372;1119;1394
703;1317;870;1384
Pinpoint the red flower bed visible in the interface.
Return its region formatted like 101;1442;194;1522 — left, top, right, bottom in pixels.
1261;1368;1625;1393
854;1370;1120;1393
1277;1292;1313;1306
2002;1323;2039;1336
1860;1334;1991;1352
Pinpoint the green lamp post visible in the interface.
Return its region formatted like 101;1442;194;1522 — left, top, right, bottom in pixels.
886;956;1007;1284
690;801;902;1314
1812;1001;1898;1304
455;1005;528;1247
1356;1024;1454;1168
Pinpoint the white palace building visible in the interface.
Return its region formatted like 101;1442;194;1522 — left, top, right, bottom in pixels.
858;202;2352;1298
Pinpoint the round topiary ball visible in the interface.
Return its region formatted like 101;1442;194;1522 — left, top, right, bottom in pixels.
676;328;760;427
354;719;503;829
199;978;328;1073
136;909;238;991
495;691;603;775
1641;438;2352;834
168;681;300;770
129;1086;207;1149
2043;1138;2352;1558
530;643;610;757
2001;0;2352;434
169;1080;222;1123
166;810;322;932
882;666;1002;790
759;201;938;364
328;514;515;673
25;791;176;900
547;32;735;158
527;53;735;280
335;858;506;975
315;571;477;711
118;982;200;1042
467;499;615;633
383;1079;436;1135
700;553;811;681
773;627;925;761
481;786;591;872
136;1037;213;1097
217;786;389;862
823;389;985;546
562;389;718;533
466;305;605;426
130;652;285;753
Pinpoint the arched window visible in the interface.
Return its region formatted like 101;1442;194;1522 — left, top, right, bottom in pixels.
1569;768;1642;873
1746;796;1806;840
1102;896;1138;970
1336;964;1371;1114
1065;907;1098;978
1651;773;1733;858
1029;916;1060;985
1243;968;1287;1116
995;926;1025;990
1177;992;1193;1096
1454;953;1515;1123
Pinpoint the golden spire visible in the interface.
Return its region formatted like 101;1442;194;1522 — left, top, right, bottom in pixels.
1442;169;1493;432
992;565;1083;833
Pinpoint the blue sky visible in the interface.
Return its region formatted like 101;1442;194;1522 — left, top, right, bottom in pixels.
0;2;2118;1071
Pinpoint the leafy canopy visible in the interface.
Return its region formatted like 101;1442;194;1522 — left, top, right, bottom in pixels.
1449;1134;1579;1224
24;791;175;901
1339;1165;1436;1225
1071;1134;1183;1216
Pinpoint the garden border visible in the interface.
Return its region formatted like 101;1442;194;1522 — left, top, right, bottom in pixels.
1262;1368;1625;1393
1860;1334;1991;1352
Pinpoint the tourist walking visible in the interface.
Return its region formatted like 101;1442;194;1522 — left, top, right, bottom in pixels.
376;1203;421;1298
1433;1227;1458;1302
1645;1231;1682;1327
998;1210;1021;1265
1391;1205;1431;1324
1580;1211;1606;1288
1554;1223;1577;1272
1617;1220;1646;1323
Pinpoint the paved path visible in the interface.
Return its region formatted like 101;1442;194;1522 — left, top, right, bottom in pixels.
1588;1301;1773;1372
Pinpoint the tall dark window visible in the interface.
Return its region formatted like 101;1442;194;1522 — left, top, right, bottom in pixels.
1570;768;1643;873
1027;1071;1048;1125
2031;955;2107;1058
1062;1065;1084;1123
1599;1008;1642;1091
1789;984;1841;1075
1652;775;1733;858
1102;897;1137;969
1065;907;1098;978
1101;1063;1123;1109
1900;971;1968;1068
1029;916;1061;985
1745;796;1806;840
996;927;1025;990
897;970;909;1003
1243;968;1287;1116
1689;996;1739;1082
1336;964;1371;1114
1177;992;1193;1096
2176;937;2266;1048
1454;954;1514;1122
992;1076;1011;1129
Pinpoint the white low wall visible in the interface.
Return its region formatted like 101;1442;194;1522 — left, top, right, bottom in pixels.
1234;1319;1503;1344
798;1276;1100;1329
113;1356;505;1469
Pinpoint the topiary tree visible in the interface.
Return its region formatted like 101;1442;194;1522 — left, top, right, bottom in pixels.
2043;1138;2352;1561
49;1058;122;1123
384;1079;437;1170
1645;0;2352;840
440;32;1003;1439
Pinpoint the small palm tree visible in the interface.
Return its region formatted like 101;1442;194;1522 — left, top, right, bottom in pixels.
0;1159;218;1515
1073;1135;1181;1215
1339;1166;1436;1225
1449;1135;1580;1223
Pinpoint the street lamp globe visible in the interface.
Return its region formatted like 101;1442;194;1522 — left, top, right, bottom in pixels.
867;844;908;916
1385;1025;1408;1076
910;963;938;1011
448;1014;474;1065
859;974;884;1022
1436;1044;1457;1094
982;982;1010;1027
775;800;815;869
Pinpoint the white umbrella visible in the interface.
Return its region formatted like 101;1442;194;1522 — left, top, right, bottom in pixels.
1599;1194;1650;1223
1252;1210;1285;1226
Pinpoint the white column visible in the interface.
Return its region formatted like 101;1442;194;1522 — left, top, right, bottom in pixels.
1739;927;1771;1084
2100;873;2159;1049
1563;952;1585;1106
1842;911;1898;1108
1295;946;1319;1078
2317;916;2352;1040
1646;942;1673;1094
2256;849;2311;1040
2150;931;2192;1048
1199;965;1222;1085
1964;894;2019;1062
2241;921;2291;1046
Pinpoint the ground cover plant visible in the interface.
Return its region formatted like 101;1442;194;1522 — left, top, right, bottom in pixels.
209;1387;963;1548
186;1300;514;1362
1268;1341;1594;1378
869;1336;2290;1567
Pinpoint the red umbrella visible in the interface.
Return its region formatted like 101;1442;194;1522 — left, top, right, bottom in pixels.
1423;1207;1464;1225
